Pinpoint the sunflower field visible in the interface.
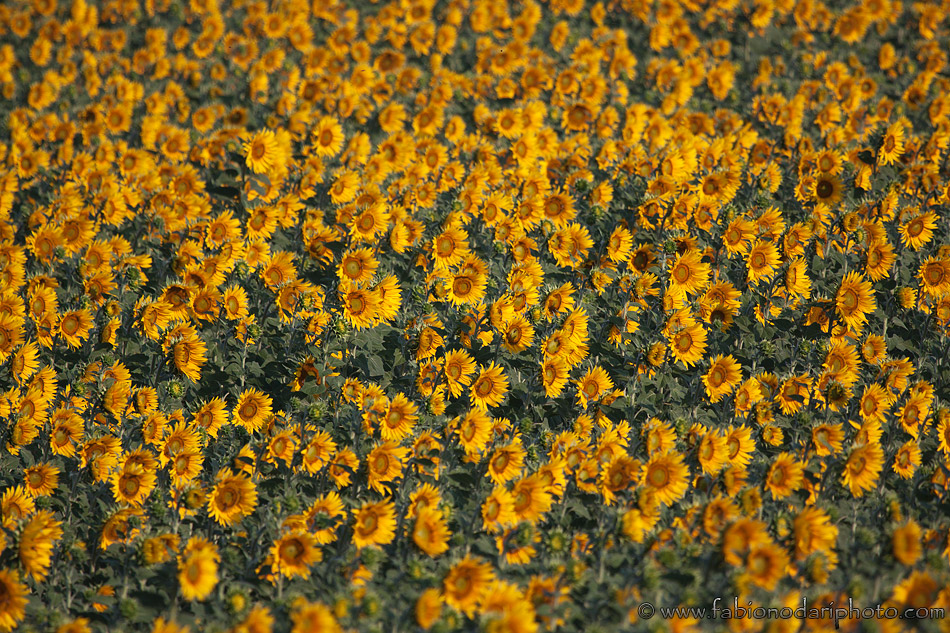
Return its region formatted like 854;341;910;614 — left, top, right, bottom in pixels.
2;0;950;630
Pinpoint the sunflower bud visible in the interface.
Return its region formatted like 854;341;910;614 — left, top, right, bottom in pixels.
228;590;249;614
119;598;138;619
166;380;184;398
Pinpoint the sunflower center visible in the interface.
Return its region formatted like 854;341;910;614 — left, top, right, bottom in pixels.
453;277;473;296
281;540;302;561
124;477;140;495
924;264;945;286
841;288;859;311
492;453;509;472
361;513;377;532
221;488;238;508
709;366;725;387
649;465;669;487
349;295;366;315
816;179;834;199
62;315;80;335
475;377;493;397
240;401;258;420
675;332;693;353
673;264;690;283
358;214;375;232
28;472;43;486
343;259;361;278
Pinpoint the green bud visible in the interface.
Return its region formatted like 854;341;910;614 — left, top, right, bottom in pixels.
166;380;184;398
119;598;138;619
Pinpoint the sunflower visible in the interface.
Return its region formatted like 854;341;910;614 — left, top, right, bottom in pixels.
367;441;409;494
892;521;922;566
446;271;487;307
877;119;905;166
858;383;890;424
412;507;451;558
899;211;937;250
208;468;258;526
811;173;842;205
0;313;23;362
893;440;921;479
271;531;321;579
341;286;379;330
233;388;273;432
892;571;939;609
765;453;804;499
192;398;228;439
696;431;729;475
501;315;535;353
443;349;476;398
745;240;781;286
178;542;219;601
488;439;526;485
23;463;58;497
470;362;509;410
57;309;93;348
481;487;517;533
416;588;443;630
836;272;876;331
811;423;845;457
842;442;884;497
351;499;397;549
864;240;895;282
243;129;282;173
312;116;345;157
703;354;742;402
541;357;569;398
744;543;788;591
172;332;207;382
0;568;28;632
111;463;157;507
918;256;950;298
8;341;38;386
667;249;710;297
575;365;613;408
642;451;689;506
380;393;418;442
511;474;553;523
337;247;378;286
17;509;62;582
668;322;708;368
443;556;495;617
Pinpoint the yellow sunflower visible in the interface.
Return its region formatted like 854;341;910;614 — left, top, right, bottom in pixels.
233;388;273;432
842;442;884;497
702;354;742;402
835;272;876;331
207;468;258;526
351;499;397;549
470;362;509;409
271;531;321;579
